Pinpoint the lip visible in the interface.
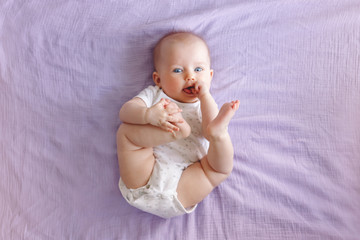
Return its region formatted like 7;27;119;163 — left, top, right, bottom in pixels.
183;86;195;95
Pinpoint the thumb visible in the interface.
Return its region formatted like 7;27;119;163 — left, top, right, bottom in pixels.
159;98;170;108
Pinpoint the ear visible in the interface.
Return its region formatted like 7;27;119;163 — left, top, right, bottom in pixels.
209;69;214;83
152;71;161;88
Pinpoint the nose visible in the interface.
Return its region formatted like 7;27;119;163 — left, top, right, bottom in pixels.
185;72;195;82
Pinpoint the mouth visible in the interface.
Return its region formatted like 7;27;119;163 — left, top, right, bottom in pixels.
183;86;195;95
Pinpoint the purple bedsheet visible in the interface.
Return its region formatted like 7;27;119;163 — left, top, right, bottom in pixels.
1;0;359;239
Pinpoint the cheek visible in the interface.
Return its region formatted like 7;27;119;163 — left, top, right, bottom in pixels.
162;78;181;93
201;72;212;85
167;82;182;92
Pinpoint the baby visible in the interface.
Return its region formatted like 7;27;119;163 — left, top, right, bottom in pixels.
116;32;239;218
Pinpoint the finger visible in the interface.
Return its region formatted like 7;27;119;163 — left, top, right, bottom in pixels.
162;121;180;132
157;98;165;108
165;128;177;137
193;82;201;94
231;100;240;109
165;128;174;134
163;99;171;108
159;98;170;107
166;107;182;115
164;101;179;109
167;115;184;123
191;87;197;94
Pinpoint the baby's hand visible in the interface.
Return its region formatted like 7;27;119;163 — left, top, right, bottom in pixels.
145;98;183;132
191;80;210;99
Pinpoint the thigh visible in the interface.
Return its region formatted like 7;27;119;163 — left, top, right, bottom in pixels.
176;156;230;209
116;124;156;189
116;121;189;190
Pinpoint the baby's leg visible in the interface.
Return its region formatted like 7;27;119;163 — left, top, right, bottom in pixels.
177;100;239;208
117;111;190;189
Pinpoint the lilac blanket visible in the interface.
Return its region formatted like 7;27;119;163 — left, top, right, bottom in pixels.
1;1;359;239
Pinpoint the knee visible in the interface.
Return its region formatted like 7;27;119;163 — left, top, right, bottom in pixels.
116;123;126;137
116;123;130;144
208;157;234;177
207;169;232;189
214;166;233;185
221;163;233;176
201;159;233;188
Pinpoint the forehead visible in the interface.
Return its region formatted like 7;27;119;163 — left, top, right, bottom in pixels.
160;33;208;54
154;33;210;67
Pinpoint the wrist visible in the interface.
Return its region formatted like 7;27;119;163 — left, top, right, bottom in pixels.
198;91;212;101
144;108;150;124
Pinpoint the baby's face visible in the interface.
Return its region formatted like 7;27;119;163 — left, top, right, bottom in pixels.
153;36;213;103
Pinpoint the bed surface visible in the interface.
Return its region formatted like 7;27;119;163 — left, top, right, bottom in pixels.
1;0;359;239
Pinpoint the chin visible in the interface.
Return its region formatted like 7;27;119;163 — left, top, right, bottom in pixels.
182;97;198;103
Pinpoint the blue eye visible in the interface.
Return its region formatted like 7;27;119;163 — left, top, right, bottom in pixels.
195;67;203;72
173;68;183;73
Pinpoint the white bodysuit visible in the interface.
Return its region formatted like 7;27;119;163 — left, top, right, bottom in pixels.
118;85;209;218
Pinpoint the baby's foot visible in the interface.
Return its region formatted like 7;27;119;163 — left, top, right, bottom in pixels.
207;100;240;140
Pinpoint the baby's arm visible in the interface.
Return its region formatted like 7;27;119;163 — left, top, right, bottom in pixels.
119;97;183;132
119;98;149;125
192;81;219;139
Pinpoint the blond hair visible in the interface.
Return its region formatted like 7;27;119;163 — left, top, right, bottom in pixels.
153;32;210;71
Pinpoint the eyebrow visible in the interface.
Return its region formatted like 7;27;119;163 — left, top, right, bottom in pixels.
170;63;208;68
195;63;207;67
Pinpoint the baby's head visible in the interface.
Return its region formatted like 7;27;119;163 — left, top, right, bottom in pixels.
152;32;213;103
